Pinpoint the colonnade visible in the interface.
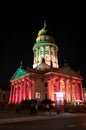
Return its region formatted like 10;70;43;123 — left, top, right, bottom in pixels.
9;79;34;104
48;77;84;104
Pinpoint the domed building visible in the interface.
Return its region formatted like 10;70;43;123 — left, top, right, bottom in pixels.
9;21;84;106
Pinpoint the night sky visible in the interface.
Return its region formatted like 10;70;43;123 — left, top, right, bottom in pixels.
0;8;86;85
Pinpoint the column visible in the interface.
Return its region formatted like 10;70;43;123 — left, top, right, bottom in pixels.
23;79;26;100
55;48;58;68
18;82;21;103
47;80;51;99
17;82;19;103
39;48;41;63
12;85;15;104
28;80;31;99
36;48;38;63
21;80;24;100
15;83;18;103
49;79;54;101
72;81;76;103
80;82;84;101
26;79;29;100
70;79;72;103
64;78;66;102
20;81;23;102
31;80;35;99
49;46;51;66
30;80;34;99
78;82;84;101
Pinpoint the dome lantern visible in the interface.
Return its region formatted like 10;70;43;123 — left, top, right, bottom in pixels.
33;21;59;70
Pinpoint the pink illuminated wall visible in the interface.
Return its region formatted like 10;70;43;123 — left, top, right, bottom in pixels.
9;74;84;105
9;78;35;104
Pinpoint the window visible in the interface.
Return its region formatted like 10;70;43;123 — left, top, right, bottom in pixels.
45;82;48;87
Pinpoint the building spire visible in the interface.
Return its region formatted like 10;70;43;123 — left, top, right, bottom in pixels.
78;70;80;74
44;20;46;29
64;57;68;67
20;61;22;68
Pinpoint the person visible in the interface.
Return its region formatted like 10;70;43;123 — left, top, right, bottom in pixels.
46;104;50;111
35;104;38;113
30;104;35;114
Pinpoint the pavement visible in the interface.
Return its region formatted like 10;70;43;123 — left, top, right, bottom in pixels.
0;110;85;124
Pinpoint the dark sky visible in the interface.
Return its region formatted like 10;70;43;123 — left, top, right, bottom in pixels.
0;8;86;85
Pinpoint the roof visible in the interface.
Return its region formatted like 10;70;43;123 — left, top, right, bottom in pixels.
36;62;50;70
10;68;28;80
10;63;83;82
57;64;83;79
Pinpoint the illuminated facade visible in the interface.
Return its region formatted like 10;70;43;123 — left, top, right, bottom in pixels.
83;88;86;103
9;21;84;105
